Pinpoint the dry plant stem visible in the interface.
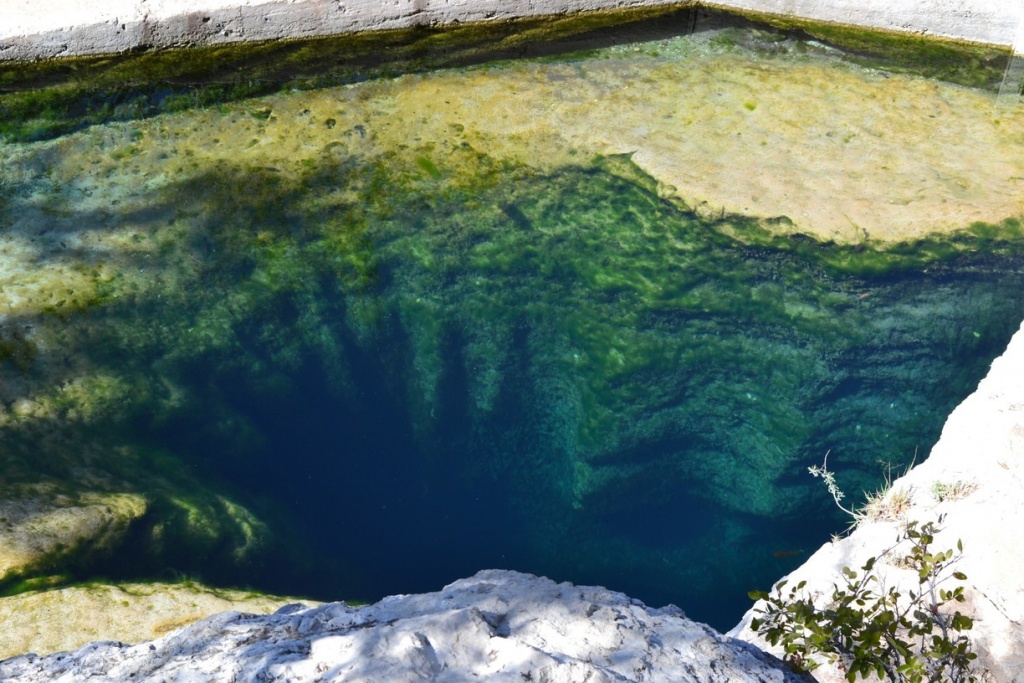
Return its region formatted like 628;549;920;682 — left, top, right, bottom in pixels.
808;450;857;517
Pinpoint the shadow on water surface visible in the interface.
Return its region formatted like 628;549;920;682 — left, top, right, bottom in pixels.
1;148;1024;629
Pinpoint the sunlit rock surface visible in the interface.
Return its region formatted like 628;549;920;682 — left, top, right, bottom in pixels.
1;0;1020;60
0;582;312;661
732;319;1024;682
0;569;810;683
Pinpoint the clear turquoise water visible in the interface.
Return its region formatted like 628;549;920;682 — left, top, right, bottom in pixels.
0;10;1021;632
35;158;1023;629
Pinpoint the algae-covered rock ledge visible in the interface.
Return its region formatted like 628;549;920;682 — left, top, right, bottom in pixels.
0;581;315;662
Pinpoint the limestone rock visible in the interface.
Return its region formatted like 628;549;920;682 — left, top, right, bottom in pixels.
0;582;315;661
0;569;810;682
731;319;1024;682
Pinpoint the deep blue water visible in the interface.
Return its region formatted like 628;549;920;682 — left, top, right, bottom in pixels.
1;11;1021;634
87;159;1023;631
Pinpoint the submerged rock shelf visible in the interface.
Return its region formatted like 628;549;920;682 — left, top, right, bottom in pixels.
0;581;309;661
1;9;1023;647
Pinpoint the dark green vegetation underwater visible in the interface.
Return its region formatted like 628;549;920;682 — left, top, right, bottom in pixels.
1;6;1022;631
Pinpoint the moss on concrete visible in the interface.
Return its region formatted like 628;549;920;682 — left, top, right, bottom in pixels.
0;4;696;143
713;6;1012;88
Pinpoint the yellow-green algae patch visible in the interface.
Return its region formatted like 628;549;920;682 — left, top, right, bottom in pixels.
9;27;1021;255
0;581;316;660
367;49;1024;244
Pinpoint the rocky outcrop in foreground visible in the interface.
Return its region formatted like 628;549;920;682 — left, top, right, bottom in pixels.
0;569;808;683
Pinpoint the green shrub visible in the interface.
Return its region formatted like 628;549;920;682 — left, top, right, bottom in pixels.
749;517;976;682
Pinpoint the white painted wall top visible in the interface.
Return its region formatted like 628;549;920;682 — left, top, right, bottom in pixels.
707;0;1023;46
0;0;1022;62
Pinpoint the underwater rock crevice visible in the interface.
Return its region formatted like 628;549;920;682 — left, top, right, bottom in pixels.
3;150;1024;621
2;37;1024;627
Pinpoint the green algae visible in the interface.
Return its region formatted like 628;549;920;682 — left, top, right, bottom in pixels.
1;7;1023;629
704;6;1011;89
1;3;1013;144
0;575;71;597
0;455;301;600
0;328;37;372
22;146;1015;509
1;132;1022;623
0;4;699;143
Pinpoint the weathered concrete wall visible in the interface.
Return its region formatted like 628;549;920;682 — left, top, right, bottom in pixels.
706;0;1022;47
1;0;1022;62
1;0;674;61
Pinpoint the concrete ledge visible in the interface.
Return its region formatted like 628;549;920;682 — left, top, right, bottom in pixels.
0;0;680;62
1;0;1022;62
705;0;1023;47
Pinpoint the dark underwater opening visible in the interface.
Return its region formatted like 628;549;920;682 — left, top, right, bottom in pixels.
10;154;1010;631
1;9;1021;635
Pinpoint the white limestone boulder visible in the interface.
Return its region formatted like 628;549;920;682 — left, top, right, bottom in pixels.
0;569;810;683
